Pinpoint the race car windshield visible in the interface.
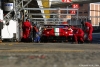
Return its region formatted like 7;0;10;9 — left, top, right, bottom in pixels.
44;25;68;28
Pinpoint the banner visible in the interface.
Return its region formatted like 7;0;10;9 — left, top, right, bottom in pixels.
72;4;79;9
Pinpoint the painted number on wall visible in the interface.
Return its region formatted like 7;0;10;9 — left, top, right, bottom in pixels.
70;10;76;14
72;4;79;8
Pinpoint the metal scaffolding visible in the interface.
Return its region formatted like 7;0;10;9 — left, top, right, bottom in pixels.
23;7;79;25
3;0;32;25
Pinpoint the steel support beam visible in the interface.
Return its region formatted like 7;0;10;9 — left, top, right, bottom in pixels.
29;13;75;15
23;8;78;10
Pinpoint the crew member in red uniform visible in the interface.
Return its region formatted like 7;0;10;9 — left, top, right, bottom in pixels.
73;27;84;44
84;22;93;42
22;19;32;42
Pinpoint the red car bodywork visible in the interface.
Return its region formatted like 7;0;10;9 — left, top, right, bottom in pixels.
41;24;73;42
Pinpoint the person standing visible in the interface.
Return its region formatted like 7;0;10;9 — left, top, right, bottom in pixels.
32;24;37;40
0;9;3;43
33;24;40;43
0;21;3;43
0;28;2;43
22;19;32;42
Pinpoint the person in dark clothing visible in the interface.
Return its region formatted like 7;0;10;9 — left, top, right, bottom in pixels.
81;20;85;31
0;29;2;43
32;24;37;39
32;24;40;43
0;20;3;43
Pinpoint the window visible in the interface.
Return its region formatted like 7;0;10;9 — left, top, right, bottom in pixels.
79;4;83;7
84;11;88;13
79;12;82;14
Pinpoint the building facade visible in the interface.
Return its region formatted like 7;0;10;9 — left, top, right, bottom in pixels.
49;4;89;25
50;3;100;26
90;3;100;26
78;4;89;16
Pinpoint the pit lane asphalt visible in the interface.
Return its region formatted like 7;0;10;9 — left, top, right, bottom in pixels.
0;33;100;53
0;34;100;67
0;43;100;53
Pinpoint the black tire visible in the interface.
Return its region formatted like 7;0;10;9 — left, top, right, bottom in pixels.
68;36;74;42
40;36;48;42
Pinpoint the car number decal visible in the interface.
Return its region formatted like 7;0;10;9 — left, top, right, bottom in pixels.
54;28;59;36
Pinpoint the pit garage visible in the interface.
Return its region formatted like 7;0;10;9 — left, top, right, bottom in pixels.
0;1;100;67
1;0;100;43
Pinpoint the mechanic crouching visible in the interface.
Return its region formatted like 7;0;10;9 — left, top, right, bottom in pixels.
33;24;40;43
22;19;32;42
73;27;84;44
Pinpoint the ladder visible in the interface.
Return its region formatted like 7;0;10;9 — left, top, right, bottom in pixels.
3;0;32;26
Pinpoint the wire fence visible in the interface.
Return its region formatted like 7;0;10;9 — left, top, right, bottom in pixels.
30;16;100;27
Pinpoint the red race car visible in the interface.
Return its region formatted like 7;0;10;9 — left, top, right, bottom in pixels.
40;24;74;42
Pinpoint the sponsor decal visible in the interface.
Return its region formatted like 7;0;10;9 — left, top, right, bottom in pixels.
54;28;59;36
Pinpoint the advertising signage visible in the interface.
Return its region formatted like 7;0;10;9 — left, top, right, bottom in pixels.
70;4;79;14
70;10;76;14
72;4;79;9
3;3;14;11
62;0;72;3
